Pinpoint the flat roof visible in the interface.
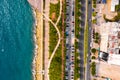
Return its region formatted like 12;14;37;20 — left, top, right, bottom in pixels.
102;0;106;3
100;23;109;52
100;35;108;52
111;0;119;12
108;54;120;65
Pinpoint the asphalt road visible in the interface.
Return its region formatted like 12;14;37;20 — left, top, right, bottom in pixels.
79;0;86;80
86;0;92;80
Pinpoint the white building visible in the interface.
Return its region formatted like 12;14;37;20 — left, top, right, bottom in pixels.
111;0;119;12
108;54;120;66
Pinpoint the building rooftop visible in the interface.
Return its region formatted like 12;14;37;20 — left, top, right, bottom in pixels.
111;0;119;12
108;54;120;65
100;22;120;65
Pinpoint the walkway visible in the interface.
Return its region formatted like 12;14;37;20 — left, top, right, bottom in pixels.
28;0;43;12
61;0;65;80
44;0;50;80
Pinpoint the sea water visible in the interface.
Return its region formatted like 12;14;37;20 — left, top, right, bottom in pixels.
0;0;35;80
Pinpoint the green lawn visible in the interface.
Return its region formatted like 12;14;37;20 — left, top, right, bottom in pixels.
49;23;58;57
74;0;81;79
49;44;62;80
84;23;88;65
50;1;60;22
49;17;62;80
91;62;96;76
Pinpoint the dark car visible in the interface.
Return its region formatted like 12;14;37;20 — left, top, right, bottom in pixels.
72;11;74;16
88;1;91;4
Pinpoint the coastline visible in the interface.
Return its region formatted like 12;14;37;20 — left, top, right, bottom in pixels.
32;8;43;80
32;8;37;80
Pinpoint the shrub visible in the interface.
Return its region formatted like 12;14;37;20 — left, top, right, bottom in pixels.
91;62;96;76
92;12;97;17
92;56;96;59
115;5;120;12
95;32;99;36
93;0;97;4
94;39;99;44
92;19;97;24
91;48;96;53
93;4;96;8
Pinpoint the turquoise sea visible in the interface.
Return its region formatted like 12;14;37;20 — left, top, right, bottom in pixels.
0;0;35;80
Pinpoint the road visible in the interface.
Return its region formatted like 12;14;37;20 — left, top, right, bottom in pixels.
79;0;86;80
86;0;92;80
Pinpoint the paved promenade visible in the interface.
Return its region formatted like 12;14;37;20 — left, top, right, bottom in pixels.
44;0;50;80
28;0;42;12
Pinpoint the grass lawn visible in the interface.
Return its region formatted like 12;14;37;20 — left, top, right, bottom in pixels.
49;17;62;80
49;44;62;80
74;0;81;79
84;23;88;65
50;1;60;22
49;23;58;57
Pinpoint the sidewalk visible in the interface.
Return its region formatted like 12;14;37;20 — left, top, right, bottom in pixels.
44;0;50;80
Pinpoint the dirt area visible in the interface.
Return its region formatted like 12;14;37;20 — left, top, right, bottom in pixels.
97;61;120;80
50;0;59;4
104;0;117;19
51;12;56;21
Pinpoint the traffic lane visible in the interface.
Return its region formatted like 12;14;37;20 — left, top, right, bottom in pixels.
88;0;92;25
80;5;86;27
79;49;84;80
78;7;85;79
86;30;92;80
79;60;84;80
81;6;86;12
81;13;85;27
79;35;84;80
86;0;92;79
81;0;85;4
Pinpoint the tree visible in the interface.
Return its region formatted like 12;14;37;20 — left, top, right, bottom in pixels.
91;62;96;76
115;5;120;12
91;48;96;54
94;39;99;44
92;19;97;24
92;56;96;59
92;12;97;17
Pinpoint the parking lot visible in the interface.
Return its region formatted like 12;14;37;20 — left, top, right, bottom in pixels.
65;0;75;80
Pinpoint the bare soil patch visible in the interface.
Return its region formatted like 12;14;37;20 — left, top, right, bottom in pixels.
50;0;59;4
51;12;56;21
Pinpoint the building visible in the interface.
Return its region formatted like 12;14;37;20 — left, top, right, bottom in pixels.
100;22;120;66
111;0;119;12
99;51;109;61
108;54;120;65
102;0;106;4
